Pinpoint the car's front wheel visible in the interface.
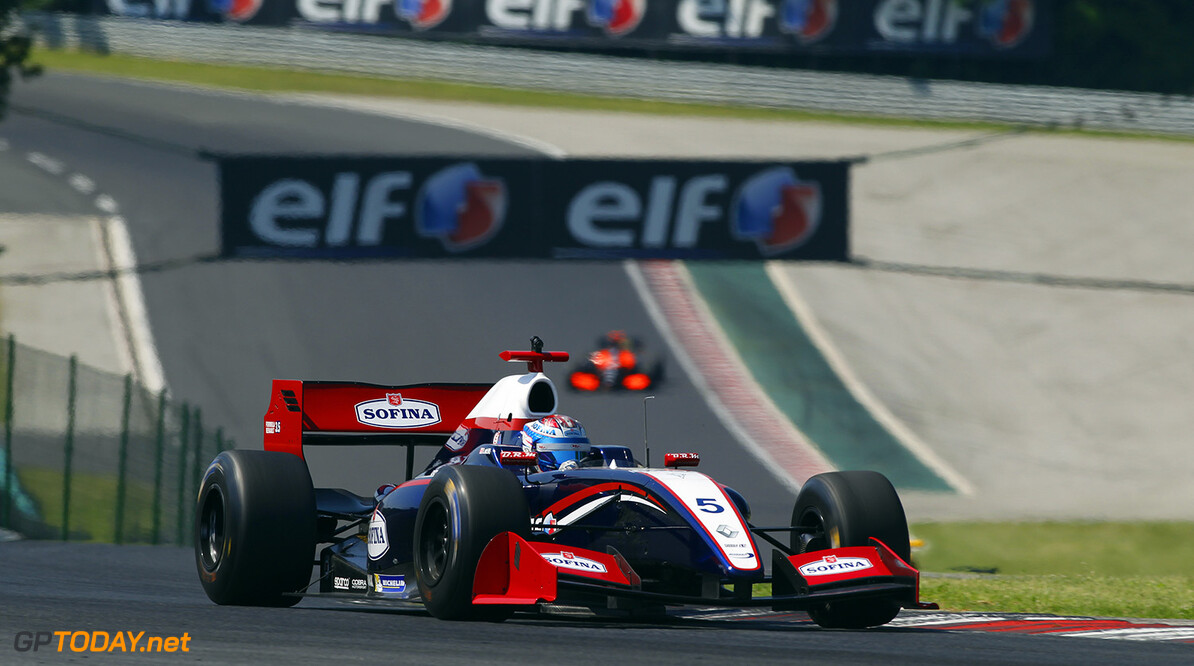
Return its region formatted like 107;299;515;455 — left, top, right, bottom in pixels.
413;465;530;620
791;470;910;629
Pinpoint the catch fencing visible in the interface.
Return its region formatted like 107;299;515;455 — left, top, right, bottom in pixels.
0;335;229;544
19;12;1194;136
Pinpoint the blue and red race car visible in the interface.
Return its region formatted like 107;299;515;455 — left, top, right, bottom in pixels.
195;338;934;628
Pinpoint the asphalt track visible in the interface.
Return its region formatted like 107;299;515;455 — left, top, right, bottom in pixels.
3;72;1191;664
4;541;1193;665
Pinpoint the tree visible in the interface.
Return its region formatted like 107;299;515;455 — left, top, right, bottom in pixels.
1;0;41;121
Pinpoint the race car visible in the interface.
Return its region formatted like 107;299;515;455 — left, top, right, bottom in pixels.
194;338;934;628
568;330;664;392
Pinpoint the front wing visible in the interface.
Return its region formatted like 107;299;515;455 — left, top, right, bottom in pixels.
472;533;937;612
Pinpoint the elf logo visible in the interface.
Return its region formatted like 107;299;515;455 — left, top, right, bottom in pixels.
296;0;452;26
487;0;645;34
566;168;822;255
779;0;837;44
247;163;504;254
731;166;821;256
398;0;452;29
874;0;1034;48
416;163;506;252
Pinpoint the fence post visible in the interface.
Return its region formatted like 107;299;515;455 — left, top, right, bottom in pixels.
175;404;190;546
190;408;203;547
151;388;167;545
61;355;78;541
2;335;14;530
114;374;132;545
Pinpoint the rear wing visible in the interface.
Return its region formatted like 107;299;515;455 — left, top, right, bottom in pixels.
263;380;493;478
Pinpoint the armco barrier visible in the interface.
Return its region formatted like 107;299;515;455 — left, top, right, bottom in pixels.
0;334;231;544
20;12;1194;136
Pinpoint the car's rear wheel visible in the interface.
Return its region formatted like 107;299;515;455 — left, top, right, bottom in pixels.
791;471;909;629
413;465;530;620
195;450;315;607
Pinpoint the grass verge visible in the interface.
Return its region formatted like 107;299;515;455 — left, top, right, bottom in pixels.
753;522;1194;619
920;575;1194;620
17;466;176;543
913;522;1194;619
31;47;1193;143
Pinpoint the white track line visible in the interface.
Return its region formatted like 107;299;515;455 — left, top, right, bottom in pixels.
765;263;973;495
26;151;65;175
69;173;97;195
103;215;166;394
90;217;136;378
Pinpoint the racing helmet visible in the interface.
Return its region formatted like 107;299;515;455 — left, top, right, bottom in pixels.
521;415;590;471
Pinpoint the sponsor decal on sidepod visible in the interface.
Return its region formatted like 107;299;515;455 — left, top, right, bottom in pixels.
374;574;407;593
368;510;390;560
798;554;873;577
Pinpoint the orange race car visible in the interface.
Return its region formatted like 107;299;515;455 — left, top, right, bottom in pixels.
568;331;664;392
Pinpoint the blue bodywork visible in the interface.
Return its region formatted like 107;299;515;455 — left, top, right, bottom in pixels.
318;443;760;600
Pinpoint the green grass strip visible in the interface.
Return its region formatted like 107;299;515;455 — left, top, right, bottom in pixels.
31;48;1194;143
921;575;1194;620
18;466;163;543
912;522;1194;576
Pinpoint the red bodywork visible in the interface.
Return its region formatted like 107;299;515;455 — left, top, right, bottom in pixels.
262;380;492;459
472;532;933;611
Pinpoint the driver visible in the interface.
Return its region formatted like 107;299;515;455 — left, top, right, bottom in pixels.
521;415;591;471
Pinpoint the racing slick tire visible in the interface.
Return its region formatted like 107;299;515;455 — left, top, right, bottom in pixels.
413;465;531;621
791;471;910;629
195;450;316;607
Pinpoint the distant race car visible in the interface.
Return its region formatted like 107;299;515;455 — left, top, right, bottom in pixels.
568;330;664;392
194;338;934;628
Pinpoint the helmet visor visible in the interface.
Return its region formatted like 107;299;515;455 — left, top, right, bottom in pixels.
539;449;584;471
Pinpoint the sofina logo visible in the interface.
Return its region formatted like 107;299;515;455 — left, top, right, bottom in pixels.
798;555;873;576
588;0;646;36
368;510;389;560
779;0;837;44
731;166;821;256
541;551;608;573
398;0;452;29
416;163;506;252
978;0;1032;48
355;398;442;429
